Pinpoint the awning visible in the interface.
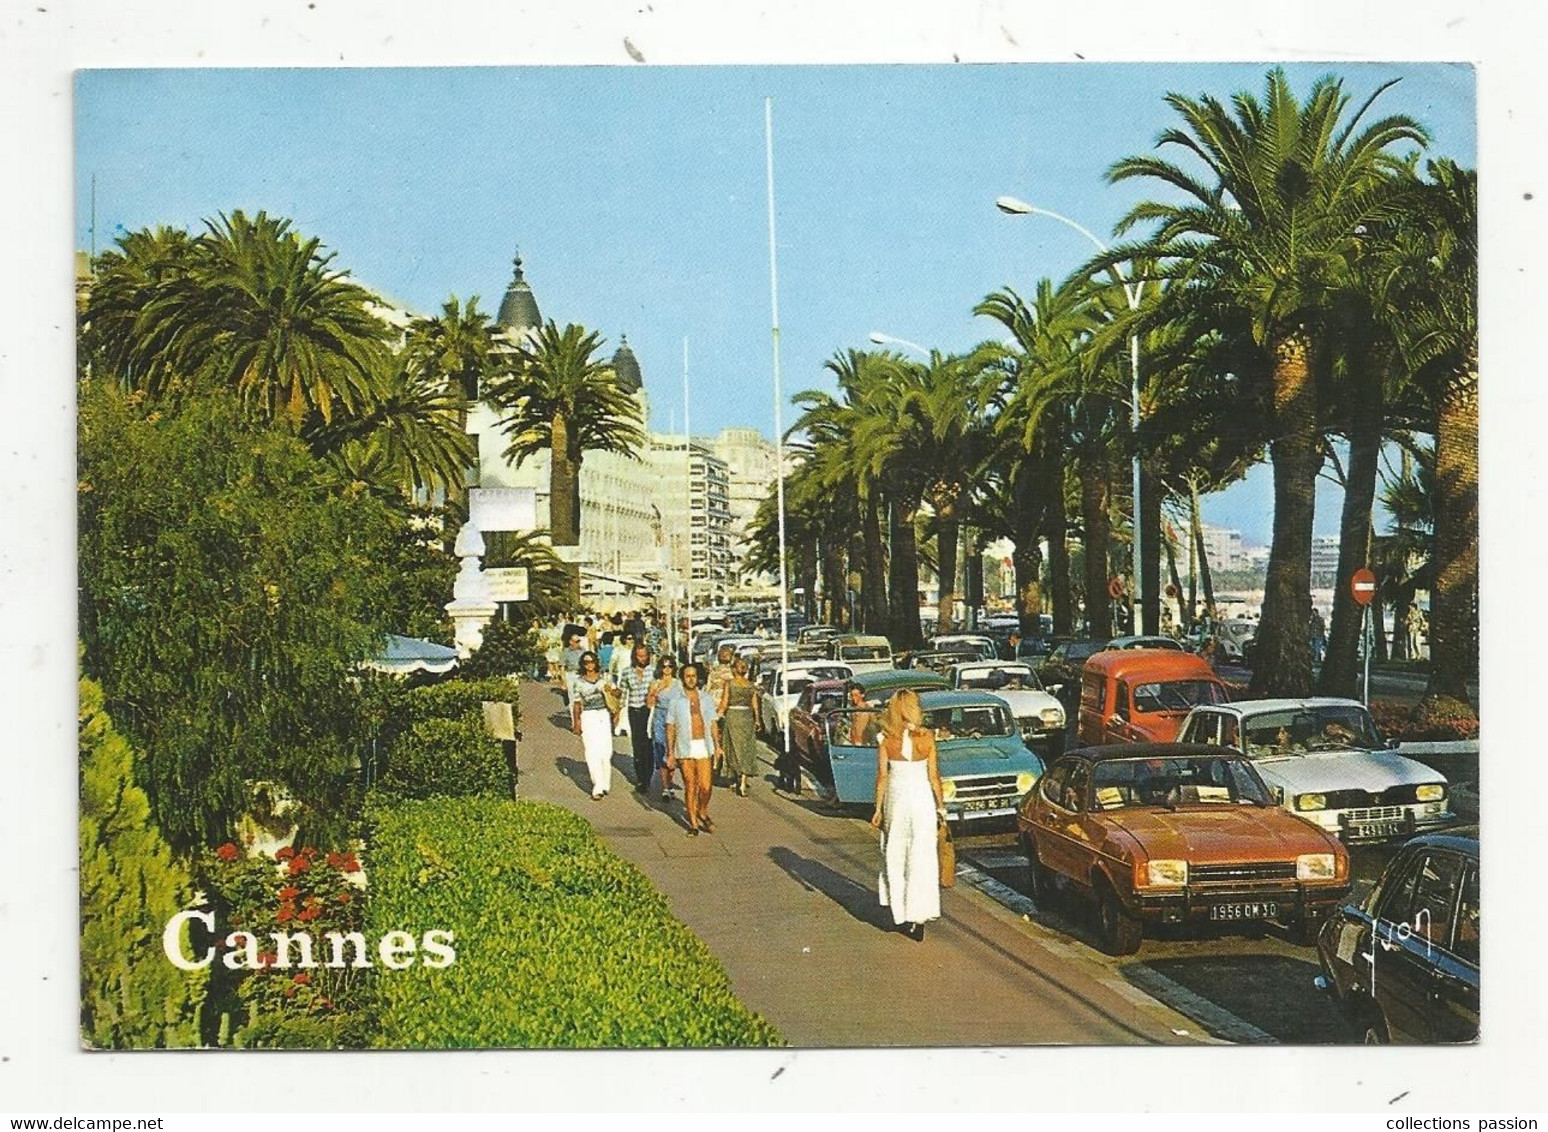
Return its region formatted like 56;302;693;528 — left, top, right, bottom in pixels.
363;634;460;676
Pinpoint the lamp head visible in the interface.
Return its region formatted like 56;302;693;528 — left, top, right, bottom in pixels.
996;195;1034;215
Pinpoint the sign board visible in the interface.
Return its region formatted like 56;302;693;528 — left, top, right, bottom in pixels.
481;701;516;742
1165;582;1179;598
484;567;530;603
1108;577;1125;600
1350;567;1378;607
468;487;537;533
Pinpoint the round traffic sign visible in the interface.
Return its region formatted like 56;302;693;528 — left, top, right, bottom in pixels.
1350;567;1377;606
1165;582;1179;598
1108;577;1125;600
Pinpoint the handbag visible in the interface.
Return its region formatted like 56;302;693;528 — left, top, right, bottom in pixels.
602;683;622;714
937;819;956;888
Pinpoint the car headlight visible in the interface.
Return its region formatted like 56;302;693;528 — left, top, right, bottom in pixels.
1039;706;1065;727
1145;859;1188;887
1296;853;1336;880
1415;783;1446;802
1015;771;1037;794
941;779;957;802
1295;793;1327;812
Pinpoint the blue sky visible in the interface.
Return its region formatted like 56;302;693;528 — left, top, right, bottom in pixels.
76;62;1475;544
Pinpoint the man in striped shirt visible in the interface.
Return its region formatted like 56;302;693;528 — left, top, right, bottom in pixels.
618;641;656;792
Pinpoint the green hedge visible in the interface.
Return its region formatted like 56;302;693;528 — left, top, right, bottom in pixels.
399;677;522;724
374;714;509;802
366;798;781;1048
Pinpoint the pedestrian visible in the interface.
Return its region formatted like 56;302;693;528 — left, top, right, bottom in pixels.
541;617;564;685
625;608;648;649
870;688;946;942
1310;607;1327;664
598;630;616;673
618;641;655;792
584;616;599;654
846;682;878;745
648;655;682;798
609;631;635;736
569;651;617;800
705;645;737;784
718;656;762;797
666;662;721;836
558;628;586;697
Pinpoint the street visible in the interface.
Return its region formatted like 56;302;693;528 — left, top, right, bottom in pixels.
517;678;1391;1046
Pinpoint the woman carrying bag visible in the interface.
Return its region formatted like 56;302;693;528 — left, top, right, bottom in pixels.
869;688;945;941
570;651;618;800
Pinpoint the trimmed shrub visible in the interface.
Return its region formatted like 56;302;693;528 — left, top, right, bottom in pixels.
399;677;522;725
374;714;508;802
79;675;206;1048
366;798;782;1048
459;618;538;679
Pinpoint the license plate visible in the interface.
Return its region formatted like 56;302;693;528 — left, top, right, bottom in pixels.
1209;901;1278;921
1347;821;1404;840
960;796;1014;812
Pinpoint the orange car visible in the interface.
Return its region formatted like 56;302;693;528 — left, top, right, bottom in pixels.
1018;744;1351;954
1076;648;1227;747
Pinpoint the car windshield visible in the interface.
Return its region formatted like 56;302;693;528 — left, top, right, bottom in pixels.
811;690;847;714
1132;679;1226;713
924;703;1016;740
841;645;891;661
1091;756;1272;810
1241;706;1383;755
960;666;1040;692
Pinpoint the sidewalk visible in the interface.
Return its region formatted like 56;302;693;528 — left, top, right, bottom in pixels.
515;679;1204;1047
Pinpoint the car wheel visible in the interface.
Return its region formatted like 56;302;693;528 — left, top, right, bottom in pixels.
1360;1008;1390;1045
1095;877;1143;956
1021;835;1055;907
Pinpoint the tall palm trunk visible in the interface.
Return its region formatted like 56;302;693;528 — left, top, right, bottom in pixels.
1048;462;1073;635
1425;356;1479;705
1251;333;1319;697
934;501;961;635
1320;371;1385;697
862;492;888;633
889;496;924;649
1165;531;1186;632
1079;451;1114;639
1140;464;1163;635
1190;478;1215;615
549;412;578;545
1010;460;1049;638
821;531;848;628
798;538;819;623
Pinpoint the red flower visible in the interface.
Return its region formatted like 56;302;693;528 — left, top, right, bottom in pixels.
292;972;311;985
275;846;295;862
278;886;300;901
297;905;322;922
216;842;240;861
326;852;344;868
337;892;353;904
341;859;361;874
276;904;295;923
301;846;318;860
283;986;297;999
258;952;278;968
287;856;310;876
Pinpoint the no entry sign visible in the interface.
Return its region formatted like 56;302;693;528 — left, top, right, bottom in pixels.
1350;567;1378;606
1108;577;1125;600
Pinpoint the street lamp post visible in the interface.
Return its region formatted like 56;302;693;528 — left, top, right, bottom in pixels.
996;195;1146;635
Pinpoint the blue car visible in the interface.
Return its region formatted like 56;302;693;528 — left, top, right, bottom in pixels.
822;690;1044;826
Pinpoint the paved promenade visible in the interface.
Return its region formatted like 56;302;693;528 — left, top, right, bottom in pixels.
515;679;1206;1047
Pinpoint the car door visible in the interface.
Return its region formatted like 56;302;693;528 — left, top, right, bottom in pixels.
1428;857;1480;1043
1028;759;1085;882
1369;849;1466;1042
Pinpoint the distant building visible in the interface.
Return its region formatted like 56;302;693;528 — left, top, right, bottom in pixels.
1310;534;1342;585
709;426;781;594
1198;524;1246;575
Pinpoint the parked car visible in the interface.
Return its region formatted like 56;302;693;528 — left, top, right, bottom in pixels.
798;624;840;645
1018;744;1352;954
1177;699;1455;844
757;661;854;746
785;678;855;791
846;667;948;704
946;661;1066;758
898;648;979;674
1076;648;1229;747
1106;634;1185;652
1214;618;1258;662
827;634;895;673
928;634;999;661
822;690;1045;826
1315;827;1479;1043
1035;638;1109;709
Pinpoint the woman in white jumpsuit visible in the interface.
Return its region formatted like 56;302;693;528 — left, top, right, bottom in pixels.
869;689;946;941
569;651;617;799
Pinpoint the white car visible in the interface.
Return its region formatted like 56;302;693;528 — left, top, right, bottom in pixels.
930;634;999;661
945;661;1066;756
1177;698;1455;844
758;661;855;745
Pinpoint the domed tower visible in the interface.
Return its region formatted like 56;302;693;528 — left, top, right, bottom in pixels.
496;252;542;342
611;334;643;393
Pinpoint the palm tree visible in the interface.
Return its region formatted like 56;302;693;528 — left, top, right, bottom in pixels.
80;226;198;389
1104;68;1427;695
1397;160;1477;708
404;294;499;415
137;210;393;427
483;320;646;550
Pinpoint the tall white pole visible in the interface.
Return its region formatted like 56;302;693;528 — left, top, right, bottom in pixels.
682;336;693;656
765;96;792;752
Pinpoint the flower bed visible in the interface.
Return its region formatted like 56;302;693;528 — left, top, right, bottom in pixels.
365;797;782;1049
1370;699;1480;743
